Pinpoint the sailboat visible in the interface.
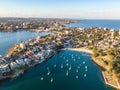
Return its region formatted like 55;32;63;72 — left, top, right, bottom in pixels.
76;69;79;73
76;76;78;79
47;67;50;75
51;78;53;83
84;74;87;77
41;77;44;80
61;64;63;69
85;66;87;69
66;70;69;76
83;61;85;64
69;65;71;70
66;63;69;66
47;71;50;76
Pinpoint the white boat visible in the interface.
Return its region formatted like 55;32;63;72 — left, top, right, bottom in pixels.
84;74;86;77
85;66;87;69
66;70;69;76
41;77;44;80
76;76;78;79
83;61;85;64
69;65;71;70
47;67;50;75
61;64;63;69
47;71;50;75
51;78;53;83
66;63;69;66
76;69;78;73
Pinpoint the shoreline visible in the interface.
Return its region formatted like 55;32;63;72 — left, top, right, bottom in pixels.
66;47;120;90
63;47;93;54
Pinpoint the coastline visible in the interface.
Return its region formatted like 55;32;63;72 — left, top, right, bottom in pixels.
66;47;120;90
63;47;93;54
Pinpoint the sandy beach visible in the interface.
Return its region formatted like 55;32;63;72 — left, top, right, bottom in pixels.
66;48;93;54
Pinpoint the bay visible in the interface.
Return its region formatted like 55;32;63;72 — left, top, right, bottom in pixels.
0;30;51;56
0;50;114;90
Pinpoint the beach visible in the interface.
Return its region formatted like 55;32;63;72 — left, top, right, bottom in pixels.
67;47;93;54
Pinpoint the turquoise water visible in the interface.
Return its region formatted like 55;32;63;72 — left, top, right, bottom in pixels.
67;20;120;30
0;50;114;90
0;30;51;56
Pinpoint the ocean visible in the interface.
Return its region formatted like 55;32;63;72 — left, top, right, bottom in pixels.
67;20;120;30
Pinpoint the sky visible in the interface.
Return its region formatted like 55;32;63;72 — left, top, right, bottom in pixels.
0;0;120;19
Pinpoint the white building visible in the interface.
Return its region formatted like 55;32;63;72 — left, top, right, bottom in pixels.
0;64;10;73
20;43;25;49
10;62;19;69
16;59;26;66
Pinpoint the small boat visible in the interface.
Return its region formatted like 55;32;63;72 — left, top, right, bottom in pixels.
47;71;50;75
76;69;79;73
66;70;69;76
85;66;87;69
76;76;78;79
83;61;85;64
69;65;71;70
61;64;63;69
85;69;87;71
51;78;53;83
84;74;87;77
66;63;69;66
41;77;44;80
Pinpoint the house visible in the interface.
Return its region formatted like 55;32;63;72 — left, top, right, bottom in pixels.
16;59;26;66
10;62;19;69
0;64;10;74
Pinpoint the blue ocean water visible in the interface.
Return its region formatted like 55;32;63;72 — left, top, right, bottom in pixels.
67;20;120;30
0;50;114;90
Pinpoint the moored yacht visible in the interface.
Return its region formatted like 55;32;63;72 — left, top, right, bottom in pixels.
51;78;53;83
41;77;44;80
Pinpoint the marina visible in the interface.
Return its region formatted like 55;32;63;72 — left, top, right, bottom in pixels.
0;50;114;90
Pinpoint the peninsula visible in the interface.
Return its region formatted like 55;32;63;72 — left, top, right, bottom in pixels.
0;19;120;89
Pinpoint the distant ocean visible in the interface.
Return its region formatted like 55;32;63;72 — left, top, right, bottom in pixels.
67;20;120;30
